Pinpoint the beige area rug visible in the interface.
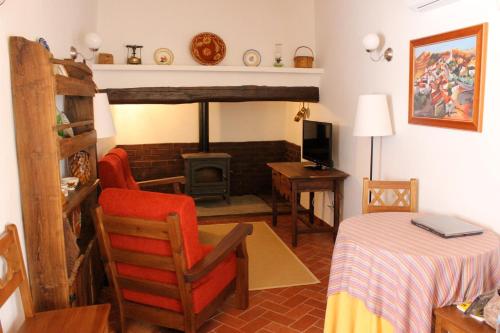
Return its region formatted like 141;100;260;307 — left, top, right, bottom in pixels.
198;222;319;290
196;195;272;217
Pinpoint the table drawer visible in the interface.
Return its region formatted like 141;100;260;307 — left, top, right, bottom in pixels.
296;180;333;191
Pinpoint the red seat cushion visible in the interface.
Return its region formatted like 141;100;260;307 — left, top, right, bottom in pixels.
98;188;237;314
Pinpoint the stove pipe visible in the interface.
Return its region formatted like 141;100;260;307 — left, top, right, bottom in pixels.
199;102;209;152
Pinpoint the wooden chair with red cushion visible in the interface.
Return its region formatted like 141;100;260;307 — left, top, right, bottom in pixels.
99;147;185;193
94;188;252;333
0;225;110;333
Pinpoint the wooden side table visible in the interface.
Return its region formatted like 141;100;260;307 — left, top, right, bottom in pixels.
434;306;495;333
267;162;349;247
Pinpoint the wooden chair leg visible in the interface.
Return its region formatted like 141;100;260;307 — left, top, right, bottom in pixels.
119;315;127;333
185;314;197;333
235;241;249;309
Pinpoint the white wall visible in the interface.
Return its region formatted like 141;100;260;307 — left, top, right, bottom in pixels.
0;0;97;330
97;0;315;67
312;0;500;232
97;0;316;146
112;102;289;145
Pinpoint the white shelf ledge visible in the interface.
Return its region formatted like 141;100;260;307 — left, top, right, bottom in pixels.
91;64;324;89
91;64;324;74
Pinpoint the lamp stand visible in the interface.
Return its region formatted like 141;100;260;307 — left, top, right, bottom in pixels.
369;136;374;203
370;136;374;181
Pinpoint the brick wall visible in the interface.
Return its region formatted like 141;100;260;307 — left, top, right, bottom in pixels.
118;141;301;195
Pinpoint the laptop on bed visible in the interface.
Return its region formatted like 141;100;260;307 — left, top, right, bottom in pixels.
411;215;483;238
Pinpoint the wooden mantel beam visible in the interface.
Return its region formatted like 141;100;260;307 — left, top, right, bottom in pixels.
101;86;319;104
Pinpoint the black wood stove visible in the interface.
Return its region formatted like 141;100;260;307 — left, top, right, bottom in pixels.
182;102;231;203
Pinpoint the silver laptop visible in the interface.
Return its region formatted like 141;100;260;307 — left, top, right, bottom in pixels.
411;214;483;238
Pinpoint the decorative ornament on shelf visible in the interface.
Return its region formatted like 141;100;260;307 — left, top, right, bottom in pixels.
190;32;226;65
154;48;174;65
273;43;284;67
37;37;50;51
69;151;91;185
294;46;314;68
97;53;114;64
243;49;261;67
126;45;143;65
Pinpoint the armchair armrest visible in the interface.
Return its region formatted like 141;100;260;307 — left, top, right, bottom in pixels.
137;176;186;193
184;223;253;283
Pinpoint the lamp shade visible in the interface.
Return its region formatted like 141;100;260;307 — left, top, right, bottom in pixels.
84;32;102;50
362;33;380;51
94;93;116;139
353;94;393;137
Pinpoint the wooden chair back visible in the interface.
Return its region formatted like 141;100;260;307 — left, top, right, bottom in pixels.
0;225;34;319
362;178;418;214
94;207;190;331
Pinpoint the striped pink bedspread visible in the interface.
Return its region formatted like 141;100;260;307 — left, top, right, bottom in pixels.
327;212;500;333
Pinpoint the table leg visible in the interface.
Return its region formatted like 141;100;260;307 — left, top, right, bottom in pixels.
272;180;278;226
309;192;315;224
333;181;341;243
291;187;298;247
434;316;444;333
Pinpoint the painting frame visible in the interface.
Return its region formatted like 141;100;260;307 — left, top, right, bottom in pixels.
408;23;488;132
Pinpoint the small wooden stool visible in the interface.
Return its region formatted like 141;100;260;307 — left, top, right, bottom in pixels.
434;306;494;333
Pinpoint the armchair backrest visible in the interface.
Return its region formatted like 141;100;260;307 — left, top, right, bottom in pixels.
107;148;139;189
98;148;140;190
97;188;205;269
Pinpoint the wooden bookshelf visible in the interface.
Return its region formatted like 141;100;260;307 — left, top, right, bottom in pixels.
56;75;96;96
9;36;103;311
59;130;97;158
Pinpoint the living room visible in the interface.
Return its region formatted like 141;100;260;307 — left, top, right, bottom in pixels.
1;0;499;332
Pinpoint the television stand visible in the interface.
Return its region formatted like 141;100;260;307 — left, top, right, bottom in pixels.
267;162;349;247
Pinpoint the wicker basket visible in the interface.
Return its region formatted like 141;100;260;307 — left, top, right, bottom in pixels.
294;46;314;68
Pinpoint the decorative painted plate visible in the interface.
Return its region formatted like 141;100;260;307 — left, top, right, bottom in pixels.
154;48;174;65
243;49;261;67
190;32;226;65
69;151;91;185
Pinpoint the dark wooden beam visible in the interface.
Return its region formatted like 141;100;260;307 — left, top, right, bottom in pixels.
101;86;319;104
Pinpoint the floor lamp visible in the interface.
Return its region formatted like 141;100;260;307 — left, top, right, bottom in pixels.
353;94;394;181
94;92;116;139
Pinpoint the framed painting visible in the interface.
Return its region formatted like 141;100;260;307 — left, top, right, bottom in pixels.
408;23;488;131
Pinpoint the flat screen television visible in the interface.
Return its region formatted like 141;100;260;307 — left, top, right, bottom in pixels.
302;120;333;169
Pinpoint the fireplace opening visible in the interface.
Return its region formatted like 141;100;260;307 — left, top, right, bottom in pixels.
194;167;223;184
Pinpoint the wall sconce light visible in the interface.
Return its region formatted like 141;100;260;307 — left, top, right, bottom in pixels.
294;102;310;122
70;32;102;62
362;33;393;62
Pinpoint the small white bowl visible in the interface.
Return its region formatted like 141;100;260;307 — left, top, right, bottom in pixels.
61;177;79;190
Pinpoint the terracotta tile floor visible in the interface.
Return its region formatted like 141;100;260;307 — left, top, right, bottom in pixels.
102;213;335;333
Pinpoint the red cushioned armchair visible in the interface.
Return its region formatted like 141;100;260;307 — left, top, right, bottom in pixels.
94;188;252;333
99;147;185;193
